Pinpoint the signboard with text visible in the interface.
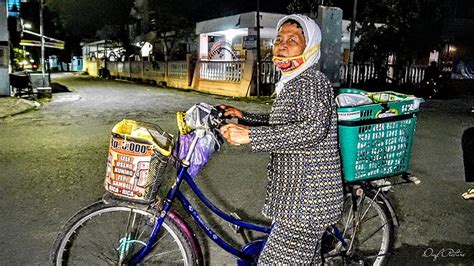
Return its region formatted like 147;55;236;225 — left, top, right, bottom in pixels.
243;35;257;50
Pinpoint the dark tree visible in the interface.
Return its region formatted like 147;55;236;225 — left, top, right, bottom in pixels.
47;0;133;57
354;0;449;84
287;0;450;85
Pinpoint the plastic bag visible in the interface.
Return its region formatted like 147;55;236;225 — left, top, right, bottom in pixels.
185;102;221;130
177;102;225;178
178;131;223;178
368;91;415;103
336;93;373;107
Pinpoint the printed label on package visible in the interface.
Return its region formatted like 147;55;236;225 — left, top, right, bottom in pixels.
104;137;153;200
338;111;361;121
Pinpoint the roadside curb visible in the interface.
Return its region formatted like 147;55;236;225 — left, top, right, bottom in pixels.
0;97;41;119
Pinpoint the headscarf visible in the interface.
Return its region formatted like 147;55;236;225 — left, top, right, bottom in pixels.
272;14;322;95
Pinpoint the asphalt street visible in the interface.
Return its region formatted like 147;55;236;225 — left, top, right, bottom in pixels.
0;73;472;265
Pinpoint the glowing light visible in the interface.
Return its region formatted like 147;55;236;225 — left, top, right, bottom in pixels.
210;28;248;42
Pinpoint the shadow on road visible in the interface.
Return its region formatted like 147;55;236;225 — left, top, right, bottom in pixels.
51;83;71;93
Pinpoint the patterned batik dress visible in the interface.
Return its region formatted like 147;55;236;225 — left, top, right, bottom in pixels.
241;65;344;264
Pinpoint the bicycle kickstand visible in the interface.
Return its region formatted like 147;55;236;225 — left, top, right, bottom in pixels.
229;212;251;244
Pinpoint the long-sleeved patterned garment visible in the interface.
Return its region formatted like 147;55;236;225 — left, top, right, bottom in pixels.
242;64;343;227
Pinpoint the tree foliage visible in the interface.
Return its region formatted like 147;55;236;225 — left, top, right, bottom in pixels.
287;0;450;83
46;0;133;57
287;0;321;17
354;0;448;71
47;0;133;40
146;0;196;58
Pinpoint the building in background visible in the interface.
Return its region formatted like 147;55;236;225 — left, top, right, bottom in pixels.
440;3;474;80
6;0;19;17
195;11;284;61
1;0;10;96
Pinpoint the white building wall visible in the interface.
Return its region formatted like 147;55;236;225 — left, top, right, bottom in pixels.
0;0;7;40
0;0;10;96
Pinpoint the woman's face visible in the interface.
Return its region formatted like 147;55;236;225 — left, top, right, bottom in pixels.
273;22;306;58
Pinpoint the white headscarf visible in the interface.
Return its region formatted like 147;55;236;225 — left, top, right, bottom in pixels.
274;14;322;95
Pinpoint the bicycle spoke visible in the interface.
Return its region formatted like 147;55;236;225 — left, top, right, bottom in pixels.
325;191;393;265
96;251;116;264
342;213;379;232
357;222;387;247
52;203;196;265
152;249;183;257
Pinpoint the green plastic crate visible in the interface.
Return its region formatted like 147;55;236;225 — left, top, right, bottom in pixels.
337;88;420;182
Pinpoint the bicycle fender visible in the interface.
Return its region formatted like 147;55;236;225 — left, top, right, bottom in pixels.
167;211;204;266
377;193;399;227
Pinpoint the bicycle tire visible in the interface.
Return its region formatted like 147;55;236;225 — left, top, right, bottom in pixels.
50;201;201;265
323;190;394;266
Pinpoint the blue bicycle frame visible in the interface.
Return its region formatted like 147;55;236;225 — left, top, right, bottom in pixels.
129;160;272;264
129;128;347;265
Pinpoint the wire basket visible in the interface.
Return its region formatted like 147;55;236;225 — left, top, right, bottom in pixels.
104;120;174;203
337;89;421;182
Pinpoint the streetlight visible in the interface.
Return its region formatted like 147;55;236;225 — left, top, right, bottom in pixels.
40;0;45;76
23;22;32;30
348;0;358;88
256;0;261;96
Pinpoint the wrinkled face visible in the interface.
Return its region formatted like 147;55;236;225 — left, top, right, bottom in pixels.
273;22;306;58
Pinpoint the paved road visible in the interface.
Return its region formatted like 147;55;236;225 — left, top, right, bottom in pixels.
0;73;472;265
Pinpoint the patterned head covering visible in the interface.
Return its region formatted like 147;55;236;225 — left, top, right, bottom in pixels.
273;14;322;95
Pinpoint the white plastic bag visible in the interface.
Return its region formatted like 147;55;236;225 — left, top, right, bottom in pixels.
336;93;373;107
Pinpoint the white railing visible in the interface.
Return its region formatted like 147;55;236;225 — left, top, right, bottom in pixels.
168;61;188;78
340;64;426;84
200;61;244;82
340;64;378;84
402;66;425;84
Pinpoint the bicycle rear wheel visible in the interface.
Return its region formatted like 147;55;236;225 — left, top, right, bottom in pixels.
50;201;201;265
323;190;394;265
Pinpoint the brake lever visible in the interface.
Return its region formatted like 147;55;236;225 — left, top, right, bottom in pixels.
213;105;233;120
212;106;233;128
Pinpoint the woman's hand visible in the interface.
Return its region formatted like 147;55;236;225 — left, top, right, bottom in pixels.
220;124;250;145
218;104;243;119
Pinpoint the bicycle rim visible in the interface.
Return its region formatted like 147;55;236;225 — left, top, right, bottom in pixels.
325;192;393;265
52;203;192;265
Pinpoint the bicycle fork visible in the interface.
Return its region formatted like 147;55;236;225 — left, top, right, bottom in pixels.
117;209;149;264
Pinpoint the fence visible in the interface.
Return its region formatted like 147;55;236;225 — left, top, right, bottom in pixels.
340;64;426;84
168;61;188;78
260;61;281;84
107;60;188;87
198;60;278;84
86;58;431;97
199;61;244;82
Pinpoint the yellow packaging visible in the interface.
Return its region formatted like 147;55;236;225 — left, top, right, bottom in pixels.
104;120;173;202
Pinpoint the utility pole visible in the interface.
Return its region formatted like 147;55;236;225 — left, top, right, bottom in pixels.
348;0;357;88
256;0;261;96
40;0;45;77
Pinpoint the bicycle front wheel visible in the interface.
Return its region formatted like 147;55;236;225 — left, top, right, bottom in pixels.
50;201;200;265
325;190;394;265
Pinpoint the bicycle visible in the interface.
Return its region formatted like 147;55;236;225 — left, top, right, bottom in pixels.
50;96;422;265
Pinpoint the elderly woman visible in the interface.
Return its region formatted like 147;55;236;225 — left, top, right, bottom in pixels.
219;14;343;264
